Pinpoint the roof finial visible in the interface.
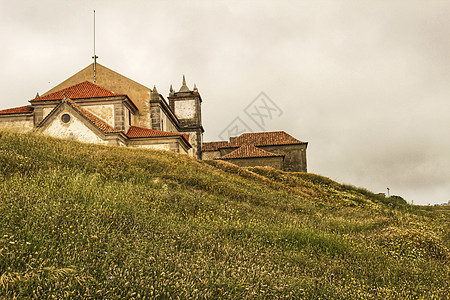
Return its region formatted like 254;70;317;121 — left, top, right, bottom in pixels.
35;92;40;99
179;75;190;92
150;85;159;100
169;84;174;95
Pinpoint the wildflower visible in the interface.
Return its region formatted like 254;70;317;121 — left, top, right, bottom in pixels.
9;241;15;244
330;274;334;278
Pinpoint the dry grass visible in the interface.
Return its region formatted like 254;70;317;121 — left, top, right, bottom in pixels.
0;131;448;299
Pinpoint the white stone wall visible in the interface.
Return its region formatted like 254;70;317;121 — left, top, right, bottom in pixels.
83;104;114;127
42;110;107;144
174;100;196;119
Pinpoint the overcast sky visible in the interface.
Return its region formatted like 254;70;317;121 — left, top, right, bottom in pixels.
1;0;449;205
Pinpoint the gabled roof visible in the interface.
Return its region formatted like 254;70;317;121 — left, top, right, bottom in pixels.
229;131;307;147
217;144;284;160
126;126;191;146
38;99;121;134
30;81;122;102
0;105;34;115
66;99;122;134
202;141;229;152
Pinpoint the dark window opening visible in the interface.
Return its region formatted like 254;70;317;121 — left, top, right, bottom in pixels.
61;114;71;123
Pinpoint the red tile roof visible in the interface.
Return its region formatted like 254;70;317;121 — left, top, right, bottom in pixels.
202;141;229;152
126;126;190;145
217;144;284;160
65;99;122;134
0;105;34;115
229;131;306;147
30;81;121;102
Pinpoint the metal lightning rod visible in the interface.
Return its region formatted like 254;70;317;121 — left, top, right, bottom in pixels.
92;10;98;83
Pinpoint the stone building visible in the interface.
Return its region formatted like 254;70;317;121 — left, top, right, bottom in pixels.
0;63;203;158
0;63;308;171
202;131;308;172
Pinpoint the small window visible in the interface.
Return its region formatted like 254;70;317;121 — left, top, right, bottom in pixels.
61;114;71;123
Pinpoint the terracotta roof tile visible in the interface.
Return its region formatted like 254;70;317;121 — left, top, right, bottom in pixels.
217;144;284;160
229;131;307;147
0;105;34;115
126;126;190;145
30;81;120;102
202;141;229;152
66;99;121;134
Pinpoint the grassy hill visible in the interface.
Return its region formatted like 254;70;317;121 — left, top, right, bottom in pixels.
0;131;448;299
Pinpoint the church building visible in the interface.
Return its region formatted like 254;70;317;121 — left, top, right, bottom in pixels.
0;63;308;171
0;63;203;158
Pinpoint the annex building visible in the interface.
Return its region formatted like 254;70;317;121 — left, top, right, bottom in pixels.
0;63;308;171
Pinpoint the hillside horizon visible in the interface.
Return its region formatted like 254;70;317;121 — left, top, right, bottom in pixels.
0;131;448;298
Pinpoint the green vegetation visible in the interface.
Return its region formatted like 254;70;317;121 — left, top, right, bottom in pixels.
0;131;448;299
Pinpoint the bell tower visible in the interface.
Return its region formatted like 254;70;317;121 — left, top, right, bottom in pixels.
168;75;204;159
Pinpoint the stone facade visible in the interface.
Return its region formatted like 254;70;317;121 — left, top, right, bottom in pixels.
0;63;202;158
222;156;284;169
0;63;308;170
202;132;308;172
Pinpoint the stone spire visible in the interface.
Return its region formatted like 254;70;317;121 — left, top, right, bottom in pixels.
169;84;174;96
179;75;190;92
150;85;159;100
193;83;198;93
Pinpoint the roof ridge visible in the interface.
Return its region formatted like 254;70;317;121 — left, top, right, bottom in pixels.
30;81;118;102
229;131;307;147
218;144;284;160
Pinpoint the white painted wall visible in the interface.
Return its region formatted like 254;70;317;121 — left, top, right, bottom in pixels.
42;110;107;144
174;100;196;119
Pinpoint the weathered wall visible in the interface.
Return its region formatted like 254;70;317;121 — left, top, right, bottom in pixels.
161;108;178;132
83;104;114;127
202;150;221;160
0;115;34;132
32;105;58;125
41;110;107;145
174;100;196;119
42;107;54;120
223;156;284;169
260;144;307;172
128;138;189;155
133;143;170;151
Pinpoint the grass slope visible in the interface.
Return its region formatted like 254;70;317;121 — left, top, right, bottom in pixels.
0;131;448;299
